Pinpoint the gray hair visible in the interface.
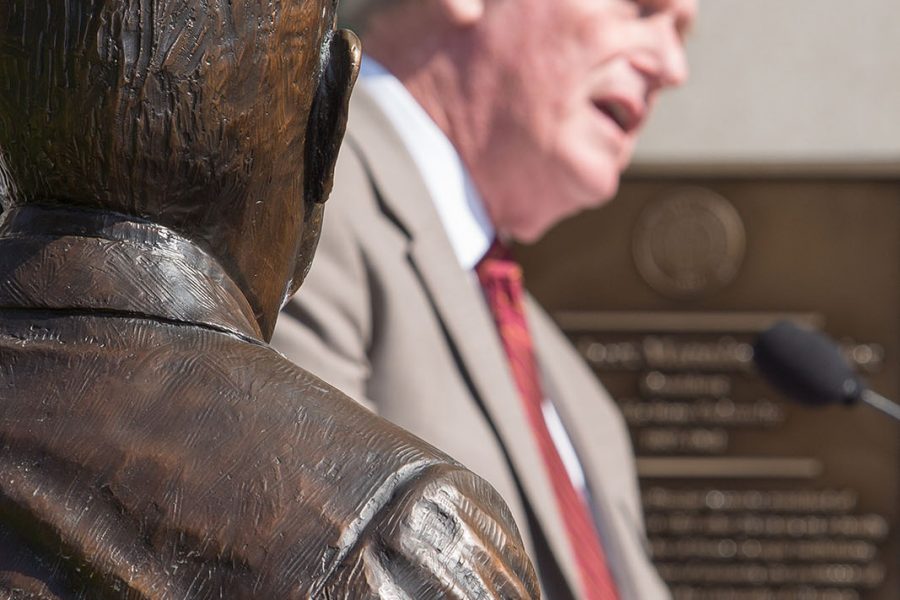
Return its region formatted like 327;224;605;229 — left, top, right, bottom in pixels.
339;0;405;34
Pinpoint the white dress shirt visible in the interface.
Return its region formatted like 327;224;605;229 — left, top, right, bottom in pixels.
357;56;590;497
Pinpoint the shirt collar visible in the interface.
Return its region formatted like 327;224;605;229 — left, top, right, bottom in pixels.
359;56;494;270
0;204;264;343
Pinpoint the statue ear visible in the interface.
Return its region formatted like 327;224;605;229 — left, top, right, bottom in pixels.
304;29;361;205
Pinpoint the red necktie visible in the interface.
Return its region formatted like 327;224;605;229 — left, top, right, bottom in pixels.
476;241;619;600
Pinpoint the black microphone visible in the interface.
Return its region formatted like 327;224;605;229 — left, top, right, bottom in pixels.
753;320;900;422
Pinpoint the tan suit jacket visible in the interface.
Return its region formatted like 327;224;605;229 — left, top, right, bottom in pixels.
273;87;669;600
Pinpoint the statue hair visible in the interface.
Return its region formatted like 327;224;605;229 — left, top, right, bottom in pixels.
0;1;333;219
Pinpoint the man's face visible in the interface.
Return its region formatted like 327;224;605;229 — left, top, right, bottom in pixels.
466;0;697;242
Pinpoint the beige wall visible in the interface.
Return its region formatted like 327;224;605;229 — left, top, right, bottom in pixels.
633;0;900;170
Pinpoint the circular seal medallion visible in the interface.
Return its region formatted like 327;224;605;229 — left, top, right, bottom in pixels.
633;188;746;299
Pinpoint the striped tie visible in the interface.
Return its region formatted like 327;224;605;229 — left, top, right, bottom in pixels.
476;240;619;600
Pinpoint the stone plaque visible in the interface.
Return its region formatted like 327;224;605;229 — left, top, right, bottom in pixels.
518;177;900;600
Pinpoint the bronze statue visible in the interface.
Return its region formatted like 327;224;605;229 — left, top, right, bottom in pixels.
0;2;538;598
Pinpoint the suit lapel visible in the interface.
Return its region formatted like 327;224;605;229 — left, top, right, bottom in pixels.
529;300;649;599
345;87;585;597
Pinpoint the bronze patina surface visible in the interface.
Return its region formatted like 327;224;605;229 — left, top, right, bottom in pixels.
0;2;538;598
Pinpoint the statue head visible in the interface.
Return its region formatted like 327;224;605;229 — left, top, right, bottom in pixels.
0;0;360;339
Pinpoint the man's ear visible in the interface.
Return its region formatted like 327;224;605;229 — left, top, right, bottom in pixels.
437;0;485;26
304;28;361;206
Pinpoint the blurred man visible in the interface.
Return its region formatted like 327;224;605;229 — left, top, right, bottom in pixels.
273;0;696;597
0;2;538;597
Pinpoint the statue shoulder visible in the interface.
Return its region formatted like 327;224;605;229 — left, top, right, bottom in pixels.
317;462;540;599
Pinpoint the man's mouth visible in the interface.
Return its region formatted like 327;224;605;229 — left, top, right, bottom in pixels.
592;97;644;134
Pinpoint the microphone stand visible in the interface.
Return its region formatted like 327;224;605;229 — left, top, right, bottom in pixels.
861;389;900;422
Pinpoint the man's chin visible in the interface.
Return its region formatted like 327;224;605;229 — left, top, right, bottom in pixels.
580;171;622;210
504;210;560;245
499;165;622;244
564;152;623;202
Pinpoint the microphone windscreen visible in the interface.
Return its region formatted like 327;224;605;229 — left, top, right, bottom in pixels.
753;321;864;407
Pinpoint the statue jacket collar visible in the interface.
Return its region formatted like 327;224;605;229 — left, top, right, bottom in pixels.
0;204;263;343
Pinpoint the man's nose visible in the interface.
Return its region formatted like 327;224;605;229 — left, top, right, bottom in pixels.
632;15;691;90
